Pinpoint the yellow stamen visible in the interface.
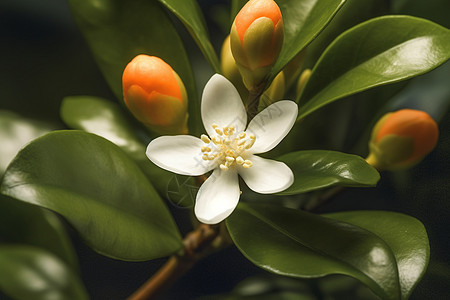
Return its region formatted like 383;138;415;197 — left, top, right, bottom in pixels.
236;156;244;165
245;139;255;149
201;134;211;144
243;160;253;168
198;125;256;171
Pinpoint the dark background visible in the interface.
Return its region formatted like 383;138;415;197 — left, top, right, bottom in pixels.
1;0;449;299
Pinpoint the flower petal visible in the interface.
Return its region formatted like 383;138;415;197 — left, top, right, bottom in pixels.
246;100;298;154
146;135;215;176
194;168;240;224
239;155;293;194
201;74;247;136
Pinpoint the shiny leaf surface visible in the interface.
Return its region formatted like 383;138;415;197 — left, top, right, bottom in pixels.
325;211;430;300
60;96;176;195
298;16;450;120
277;150;379;195
0;111;55;174
1;131;182;261
227;203;404;300
157;0;220;72
0;195;78;271
269;0;346;81
0;245;88;300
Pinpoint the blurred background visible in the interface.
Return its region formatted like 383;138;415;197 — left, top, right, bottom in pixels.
1;0;449;299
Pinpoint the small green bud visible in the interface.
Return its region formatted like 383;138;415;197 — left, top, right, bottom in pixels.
259;71;285;110
220;35;249;101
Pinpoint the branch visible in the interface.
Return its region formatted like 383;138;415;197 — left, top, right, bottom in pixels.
127;224;222;300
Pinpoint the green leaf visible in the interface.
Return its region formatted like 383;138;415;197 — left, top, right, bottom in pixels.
298;15;450;120
1;131;182;261
277;150;379;195
0;245;88;300
157;0;220;72
304;0;390;68
227;203;401;300
269;0;347;81
0;195;78;271
60;96;174;194
325;211;430;300
67;0;199;132
0;110;55;174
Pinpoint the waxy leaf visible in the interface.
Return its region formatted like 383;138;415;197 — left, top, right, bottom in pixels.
277;150;379;195
0;110;54;174
269;0;346;81
1;131;182;261
60;96;175;195
67;0;199;132
325;211;430;300
0;195;78;270
227;203;403;300
298;16;450;120
0;245;88;300
304;0;390;67
157;0;220;72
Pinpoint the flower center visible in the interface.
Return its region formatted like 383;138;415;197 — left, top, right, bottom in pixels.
200;124;256;171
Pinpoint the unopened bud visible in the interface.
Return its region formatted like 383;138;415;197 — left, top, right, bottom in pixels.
122;55;188;135
367;109;438;171
230;0;283;91
259;71;285;110
220;35;249;101
296;69;311;97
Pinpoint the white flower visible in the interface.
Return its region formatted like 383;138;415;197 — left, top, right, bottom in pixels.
146;74;297;224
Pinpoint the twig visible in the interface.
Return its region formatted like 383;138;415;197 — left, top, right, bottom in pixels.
246;84;265;120
127;224;221;300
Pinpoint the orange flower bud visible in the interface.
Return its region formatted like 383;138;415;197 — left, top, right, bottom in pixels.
230;0;283;91
122;55;188;134
367;109;438;171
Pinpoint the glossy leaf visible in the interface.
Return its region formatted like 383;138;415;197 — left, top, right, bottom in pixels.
157;0;220;72
0;195;78;271
60;96;176;195
277;150;379;195
325;211;430;300
67;0;199;132
227;203;402;300
298;15;450;120
269;0;346;81
0;245;88;300
1;131;182;261
0;110;55;174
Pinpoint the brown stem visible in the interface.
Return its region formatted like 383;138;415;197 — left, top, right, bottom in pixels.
127;224;221;300
246;84;266;120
